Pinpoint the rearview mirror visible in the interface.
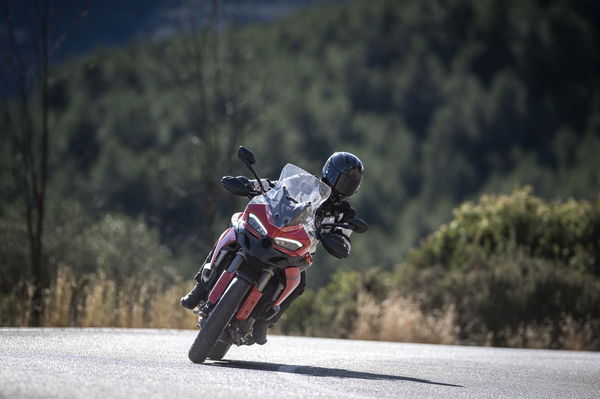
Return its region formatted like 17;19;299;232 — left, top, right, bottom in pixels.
238;146;256;166
348;218;369;233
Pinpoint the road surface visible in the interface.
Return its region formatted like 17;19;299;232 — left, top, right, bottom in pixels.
1;328;599;398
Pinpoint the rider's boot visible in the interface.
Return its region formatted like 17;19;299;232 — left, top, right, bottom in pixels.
251;320;269;345
180;282;206;309
250;272;306;344
181;271;208;310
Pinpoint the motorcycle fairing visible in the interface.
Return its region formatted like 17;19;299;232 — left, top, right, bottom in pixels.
208;271;235;305
242;203;313;258
209;227;237;265
235;284;262;321
273;267;301;307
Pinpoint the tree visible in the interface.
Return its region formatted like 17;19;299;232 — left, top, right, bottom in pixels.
166;0;263;249
0;0;89;325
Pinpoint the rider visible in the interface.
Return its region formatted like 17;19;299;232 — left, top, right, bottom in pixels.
180;152;364;344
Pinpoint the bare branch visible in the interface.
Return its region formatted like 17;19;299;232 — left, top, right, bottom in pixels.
49;0;91;57
1;0;89;326
25;0;44;70
0;0;31;93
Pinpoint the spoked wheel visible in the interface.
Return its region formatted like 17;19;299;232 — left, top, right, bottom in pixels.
188;277;250;364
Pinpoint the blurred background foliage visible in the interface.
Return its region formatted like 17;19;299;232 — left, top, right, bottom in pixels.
278;188;600;349
1;0;599;348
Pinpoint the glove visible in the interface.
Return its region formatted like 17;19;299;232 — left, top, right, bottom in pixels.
234;176;253;190
221;176;258;197
319;230;351;259
338;202;356;222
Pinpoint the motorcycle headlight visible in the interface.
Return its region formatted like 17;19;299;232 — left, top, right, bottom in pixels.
248;213;267;236
274;237;303;251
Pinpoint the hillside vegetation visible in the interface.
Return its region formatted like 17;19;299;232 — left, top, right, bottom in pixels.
4;189;597;350
1;0;599;347
279;189;600;349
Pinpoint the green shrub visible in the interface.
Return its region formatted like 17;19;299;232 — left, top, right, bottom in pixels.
407;187;600;274
277;268;391;338
396;188;600;348
0;203;178;326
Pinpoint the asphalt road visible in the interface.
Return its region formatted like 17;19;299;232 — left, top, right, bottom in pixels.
1;328;599;398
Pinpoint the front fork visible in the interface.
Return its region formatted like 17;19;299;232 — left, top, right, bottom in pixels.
234;264;301;322
200;251;300;326
197;252;245;321
235;266;275;321
206;253;246;305
200;252;275;318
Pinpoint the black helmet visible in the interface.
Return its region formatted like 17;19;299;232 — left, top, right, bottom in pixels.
322;152;364;198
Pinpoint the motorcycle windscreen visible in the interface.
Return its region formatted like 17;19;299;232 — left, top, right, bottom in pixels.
249;163;331;235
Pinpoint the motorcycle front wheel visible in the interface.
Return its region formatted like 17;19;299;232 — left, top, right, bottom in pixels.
207;340;232;360
188;277;251;364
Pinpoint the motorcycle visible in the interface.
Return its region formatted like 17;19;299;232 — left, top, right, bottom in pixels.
187;146;368;364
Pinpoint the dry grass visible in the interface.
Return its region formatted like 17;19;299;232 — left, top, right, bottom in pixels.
350;291;458;344
3;268;597;350
498;316;598;350
348;291;597;350
1;267;195;329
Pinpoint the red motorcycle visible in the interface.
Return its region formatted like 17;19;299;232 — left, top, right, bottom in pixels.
187;147;367;363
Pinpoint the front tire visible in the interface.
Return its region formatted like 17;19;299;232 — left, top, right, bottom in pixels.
207;340;232;360
188;277;250;364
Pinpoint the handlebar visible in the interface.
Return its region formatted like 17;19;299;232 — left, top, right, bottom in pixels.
320;222;349;229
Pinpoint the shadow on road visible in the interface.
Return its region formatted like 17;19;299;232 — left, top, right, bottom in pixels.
208;360;463;388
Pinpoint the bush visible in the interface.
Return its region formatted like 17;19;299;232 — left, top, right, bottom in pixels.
0;203;181;326
396;188;600;349
276;268;391;338
407;187;600;274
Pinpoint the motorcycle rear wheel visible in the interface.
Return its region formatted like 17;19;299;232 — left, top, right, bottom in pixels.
188;277;250;364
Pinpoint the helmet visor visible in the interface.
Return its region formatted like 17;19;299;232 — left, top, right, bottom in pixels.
334;172;361;197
